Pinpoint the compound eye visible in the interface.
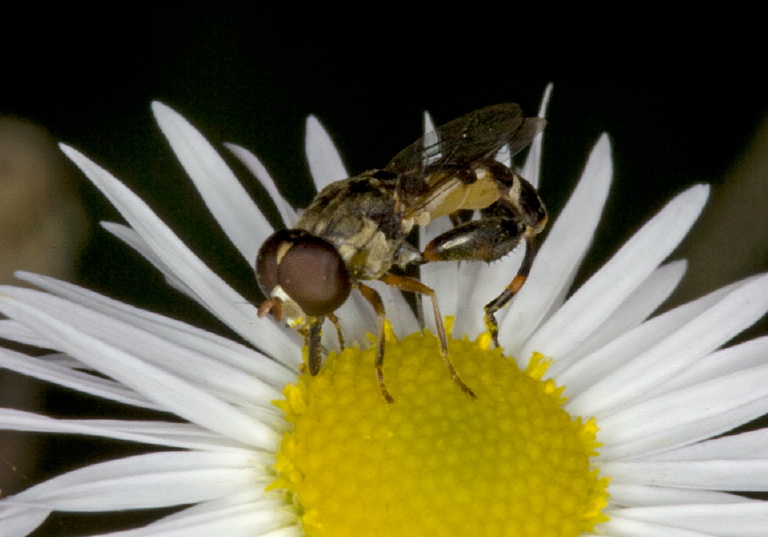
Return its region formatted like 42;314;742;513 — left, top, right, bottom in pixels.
255;230;351;317
255;230;288;297
278;234;351;317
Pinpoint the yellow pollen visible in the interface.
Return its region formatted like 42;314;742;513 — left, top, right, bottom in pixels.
271;323;609;537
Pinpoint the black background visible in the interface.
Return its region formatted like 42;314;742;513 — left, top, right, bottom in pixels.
2;5;766;535
3;7;765;311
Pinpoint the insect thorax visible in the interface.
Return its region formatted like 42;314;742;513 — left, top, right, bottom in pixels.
295;171;413;280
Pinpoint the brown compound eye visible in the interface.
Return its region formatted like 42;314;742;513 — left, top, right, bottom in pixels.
255;229;351;317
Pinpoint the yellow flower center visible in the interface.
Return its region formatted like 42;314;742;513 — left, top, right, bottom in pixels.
270;323;609;537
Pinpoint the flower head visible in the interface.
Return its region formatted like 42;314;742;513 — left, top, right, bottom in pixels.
1;88;768;537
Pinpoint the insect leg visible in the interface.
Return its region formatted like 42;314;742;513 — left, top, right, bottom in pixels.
422;215;537;347
483;227;539;346
307;316;325;375
326;312;345;350
423;216;525;264
357;282;394;403
379;273;476;399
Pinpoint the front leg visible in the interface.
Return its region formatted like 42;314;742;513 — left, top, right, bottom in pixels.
482;227;539;346
422;215;536;346
306;315;325;375
380;273;476;399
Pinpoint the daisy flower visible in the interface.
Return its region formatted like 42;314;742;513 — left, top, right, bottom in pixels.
1;87;768;537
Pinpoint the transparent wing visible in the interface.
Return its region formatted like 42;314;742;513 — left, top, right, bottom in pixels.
385;103;545;217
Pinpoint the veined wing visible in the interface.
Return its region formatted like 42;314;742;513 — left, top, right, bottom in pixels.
385;103;545;218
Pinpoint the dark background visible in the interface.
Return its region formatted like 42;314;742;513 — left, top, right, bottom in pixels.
1;6;766;535
3;7;766;296
3;7;765;310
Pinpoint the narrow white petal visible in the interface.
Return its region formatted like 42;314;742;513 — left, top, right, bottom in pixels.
643;429;768;462
557;278;740;396
2;286;284;410
305;115;348;192
563;260;686;365
17;272;297;388
0;506;50;537
646;335;768;397
258;528;304;537
444;259;475;334
152;102;271;265
332;290;379;343
0;318;63;348
603;459;768;491
0;349;159;410
101;222;196;298
500;134;613;356
225;143;299;227
570;274;768;416
422;111;438;164
85;493;297;537
602;514;718;537
519;83;553;188
522;184;710;364
615;503;768;537
363;280;420;340
147;490;273;520
597;366;768;460
0;410;264;454
59;144;300;364
0;291;280;449
6;452;261;511
419;217;460;320
609;483;754;507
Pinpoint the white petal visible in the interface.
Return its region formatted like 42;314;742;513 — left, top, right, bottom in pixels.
362;280;419;340
614;503;768;537
152;102;271;265
643;429;768;462
59;144;301;364
557;278;740;397
519;82;553;188
0;318;62;348
419;217;461;321
305;115;348;192
0;409;263;454
16;272;296;389
569;273;768;417
101;222;196;298
609;483;754;507
2;286;284;411
560;260;687;365
602;514;720;537
0;506;50;537
647;335;768;397
499;134;613;356
85;492;297;537
225;143;298;227
0;348;158;410
6;452;261;511
0;290;280;449
597;365;768;460
256;529;304;537
331;291;379;345
422;111;439;164
603;459;768;491
522;184;709;365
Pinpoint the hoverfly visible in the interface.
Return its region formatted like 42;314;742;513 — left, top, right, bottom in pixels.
256;103;547;403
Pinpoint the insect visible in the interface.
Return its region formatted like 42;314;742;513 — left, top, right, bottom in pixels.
255;103;548;403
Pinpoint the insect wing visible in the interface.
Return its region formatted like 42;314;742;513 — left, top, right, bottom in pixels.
385;103;545;217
